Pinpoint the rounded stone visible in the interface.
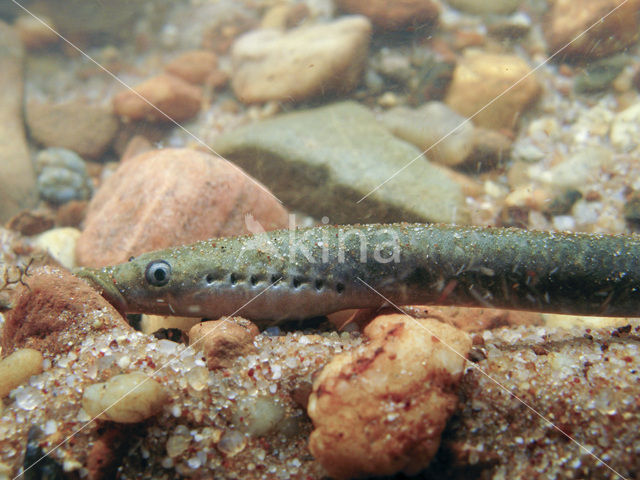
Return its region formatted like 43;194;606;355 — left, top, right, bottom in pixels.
76;148;288;267
335;0;439;30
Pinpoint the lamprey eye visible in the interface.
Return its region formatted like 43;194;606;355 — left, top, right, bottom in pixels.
145;260;172;287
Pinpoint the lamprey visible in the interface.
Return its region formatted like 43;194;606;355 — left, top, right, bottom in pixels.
74;223;640;327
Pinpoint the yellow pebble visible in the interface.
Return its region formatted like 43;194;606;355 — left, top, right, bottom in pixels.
0;348;43;398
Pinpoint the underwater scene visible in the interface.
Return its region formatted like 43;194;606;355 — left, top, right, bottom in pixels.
1;0;639;478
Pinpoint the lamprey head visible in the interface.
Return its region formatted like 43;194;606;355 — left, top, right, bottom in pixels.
74;266;129;313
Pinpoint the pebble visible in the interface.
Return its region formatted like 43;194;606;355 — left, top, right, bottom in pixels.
610;101;640;151
0;21;37;222
33;227;81;270
188;318;259;370
164;50;219;85
445;50;541;130
574;54;630;93
232;395;285;436
231;16;371;103
25;100;119;160
335;0;439;30
445;0;523;14
1;266;130;356
308;314;471;479
76;148;289;267
0;348;43;399
527;147;611;191
82;372;169;423
112;74;203;122
379;102;474;166
35;148;93;205
213;101;469;224
544;0;640;59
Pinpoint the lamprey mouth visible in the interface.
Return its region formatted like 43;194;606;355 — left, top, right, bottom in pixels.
74;267;128;313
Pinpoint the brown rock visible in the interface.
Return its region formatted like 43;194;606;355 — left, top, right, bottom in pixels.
2;266;130;356
308;314;471;479
336;0;439;30
26;100;119;159
112;74;203;122
76;148;289;267
0;21;37;222
445;50;541;130
545;0;640;60
86;426;131;480
188;318;259;370
5;209;55;236
164;50;218;85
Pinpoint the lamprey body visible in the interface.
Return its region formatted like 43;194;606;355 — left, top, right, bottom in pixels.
74;223;640;327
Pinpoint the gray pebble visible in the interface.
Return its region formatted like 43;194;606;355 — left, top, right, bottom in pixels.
35;147;93;204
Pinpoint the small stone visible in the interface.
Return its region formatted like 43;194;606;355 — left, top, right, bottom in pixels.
545;0;640;59
308;315;471;479
527;148;611;191
445;50;541;130
76;148;288;267
232;396;286;436
166;431;191;457
0;21;37;222
140;315;201;336
623;192;640;226
188;318;259;370
445;0;523;14
5;209;55;236
335;0;439;30
0;348;43;398
217;430;246;457
185;366;209;391
14;15;59;49
25;100;119;159
164;50;218;85
112;74;203;122
574;54;630;93
611;101;640;151
35;147;93;205
33;227;81;269
231;16;371;103
545;190;583;216
466;127;513;169
82;372;169;423
379;102;474;166
87;427;130;480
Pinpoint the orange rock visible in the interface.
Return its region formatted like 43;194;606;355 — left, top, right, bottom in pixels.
2;266;130;356
336;0;439;30
164;50;218;85
112;74;203;122
75;148;289;267
188;318;259;370
545;0;640;59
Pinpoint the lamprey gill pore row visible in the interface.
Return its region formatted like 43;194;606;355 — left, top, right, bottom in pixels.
74;223;640;327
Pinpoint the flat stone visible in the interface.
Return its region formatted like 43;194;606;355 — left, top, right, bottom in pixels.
335;0;439;30
0;21;37;222
26;100;119;159
545;0;640;59
231;16;371;103
445;50;541;130
445;0;523;14
213;101;468;224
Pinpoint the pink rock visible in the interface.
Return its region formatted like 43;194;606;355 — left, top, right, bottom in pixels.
112;74;203;122
76;148;289;267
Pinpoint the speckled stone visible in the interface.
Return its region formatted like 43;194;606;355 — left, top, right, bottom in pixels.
35;147;93;205
76;148;289;267
445;0;523;14
213;101;469;224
